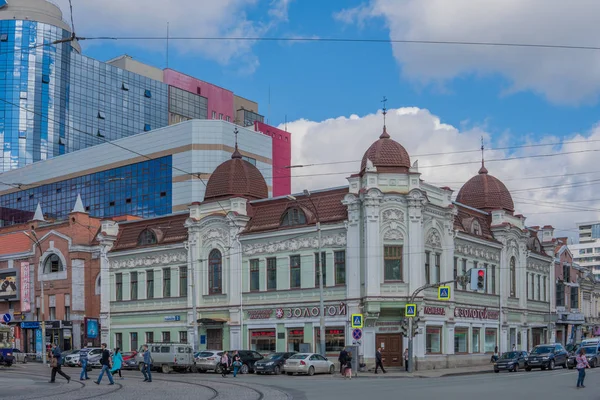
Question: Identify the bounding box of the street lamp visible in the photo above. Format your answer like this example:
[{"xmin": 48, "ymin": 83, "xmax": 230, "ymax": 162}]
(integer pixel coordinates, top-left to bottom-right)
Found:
[
  {"xmin": 287, "ymin": 191, "xmax": 326, "ymax": 356},
  {"xmin": 23, "ymin": 231, "xmax": 46, "ymax": 365}
]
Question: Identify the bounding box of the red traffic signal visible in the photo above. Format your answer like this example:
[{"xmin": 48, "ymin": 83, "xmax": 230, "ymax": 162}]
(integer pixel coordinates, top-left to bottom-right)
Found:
[{"xmin": 478, "ymin": 270, "xmax": 485, "ymax": 278}]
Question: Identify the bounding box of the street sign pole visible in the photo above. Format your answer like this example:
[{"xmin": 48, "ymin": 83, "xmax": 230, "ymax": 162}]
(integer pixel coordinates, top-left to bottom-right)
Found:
[{"xmin": 407, "ymin": 317, "xmax": 414, "ymax": 373}]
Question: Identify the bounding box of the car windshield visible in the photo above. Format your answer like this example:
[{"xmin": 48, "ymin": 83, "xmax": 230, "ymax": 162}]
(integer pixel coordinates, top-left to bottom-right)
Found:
[
  {"xmin": 500, "ymin": 351, "xmax": 519, "ymax": 359},
  {"xmin": 197, "ymin": 352, "xmax": 215, "ymax": 357},
  {"xmin": 582, "ymin": 347, "xmax": 597, "ymax": 354},
  {"xmin": 266, "ymin": 353, "xmax": 284, "ymax": 360},
  {"xmin": 289, "ymin": 354, "xmax": 309, "ymax": 359},
  {"xmin": 532, "ymin": 346, "xmax": 554, "ymax": 354}
]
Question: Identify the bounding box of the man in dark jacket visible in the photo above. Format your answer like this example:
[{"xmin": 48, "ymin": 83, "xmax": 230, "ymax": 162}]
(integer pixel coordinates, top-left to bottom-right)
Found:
[
  {"xmin": 94, "ymin": 343, "xmax": 114, "ymax": 385},
  {"xmin": 338, "ymin": 348, "xmax": 348, "ymax": 374},
  {"xmin": 49, "ymin": 344, "xmax": 71, "ymax": 383},
  {"xmin": 375, "ymin": 347, "xmax": 386, "ymax": 374}
]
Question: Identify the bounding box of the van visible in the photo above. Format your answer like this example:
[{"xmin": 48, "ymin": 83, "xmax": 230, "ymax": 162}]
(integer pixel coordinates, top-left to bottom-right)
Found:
[
  {"xmin": 581, "ymin": 338, "xmax": 600, "ymax": 347},
  {"xmin": 135, "ymin": 343, "xmax": 195, "ymax": 373}
]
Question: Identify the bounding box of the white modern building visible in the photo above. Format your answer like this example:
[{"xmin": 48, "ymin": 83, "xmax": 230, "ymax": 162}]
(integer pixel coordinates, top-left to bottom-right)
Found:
[{"xmin": 569, "ymin": 221, "xmax": 600, "ymax": 281}]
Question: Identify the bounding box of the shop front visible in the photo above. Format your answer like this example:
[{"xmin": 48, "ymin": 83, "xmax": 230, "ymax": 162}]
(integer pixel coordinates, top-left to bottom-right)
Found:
[{"xmin": 44, "ymin": 320, "xmax": 73, "ymax": 351}]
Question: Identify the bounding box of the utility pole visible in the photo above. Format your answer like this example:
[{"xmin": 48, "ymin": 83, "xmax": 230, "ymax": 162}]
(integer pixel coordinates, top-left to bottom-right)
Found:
[{"xmin": 23, "ymin": 232, "xmax": 46, "ymax": 365}]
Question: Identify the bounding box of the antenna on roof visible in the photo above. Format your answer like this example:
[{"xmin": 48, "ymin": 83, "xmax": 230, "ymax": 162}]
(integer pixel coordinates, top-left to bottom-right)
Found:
[
  {"xmin": 166, "ymin": 22, "xmax": 170, "ymax": 69},
  {"xmin": 479, "ymin": 136, "xmax": 488, "ymax": 174},
  {"xmin": 380, "ymin": 96, "xmax": 390, "ymax": 139},
  {"xmin": 232, "ymin": 127, "xmax": 242, "ymax": 159}
]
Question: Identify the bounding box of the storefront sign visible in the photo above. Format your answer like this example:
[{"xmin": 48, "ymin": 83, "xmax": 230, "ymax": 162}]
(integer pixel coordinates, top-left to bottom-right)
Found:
[
  {"xmin": 164, "ymin": 315, "xmax": 181, "ymax": 322},
  {"xmin": 45, "ymin": 320, "xmax": 61, "ymax": 329},
  {"xmin": 276, "ymin": 302, "xmax": 347, "ymax": 319},
  {"xmin": 288, "ymin": 329, "xmax": 304, "ymax": 336},
  {"xmin": 0, "ymin": 268, "xmax": 19, "ymax": 301},
  {"xmin": 247, "ymin": 309, "xmax": 273, "ymax": 320},
  {"xmin": 64, "ymin": 329, "xmax": 72, "ymax": 339},
  {"xmin": 251, "ymin": 331, "xmax": 275, "ymax": 337},
  {"xmin": 374, "ymin": 321, "xmax": 402, "ymax": 332},
  {"xmin": 20, "ymin": 262, "xmax": 30, "ymax": 312},
  {"xmin": 454, "ymin": 307, "xmax": 499, "ymax": 320},
  {"xmin": 424, "ymin": 306, "xmax": 446, "ymax": 316},
  {"xmin": 21, "ymin": 321, "xmax": 40, "ymax": 329}
]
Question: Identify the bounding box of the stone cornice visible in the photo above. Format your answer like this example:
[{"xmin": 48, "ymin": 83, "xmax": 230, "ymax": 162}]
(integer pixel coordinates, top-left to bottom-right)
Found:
[
  {"xmin": 243, "ymin": 233, "xmax": 347, "ymax": 256},
  {"xmin": 111, "ymin": 251, "xmax": 187, "ymax": 270}
]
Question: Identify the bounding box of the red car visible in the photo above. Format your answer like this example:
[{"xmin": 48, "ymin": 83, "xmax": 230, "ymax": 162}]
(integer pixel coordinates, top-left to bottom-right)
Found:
[{"xmin": 122, "ymin": 351, "xmax": 138, "ymax": 370}]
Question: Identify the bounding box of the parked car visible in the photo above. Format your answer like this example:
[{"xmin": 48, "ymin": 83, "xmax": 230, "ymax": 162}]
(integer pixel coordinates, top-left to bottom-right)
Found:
[
  {"xmin": 64, "ymin": 349, "xmax": 88, "ymax": 367},
  {"xmin": 254, "ymin": 352, "xmax": 296, "ymax": 375},
  {"xmin": 134, "ymin": 343, "xmax": 195, "ymax": 374},
  {"xmin": 122, "ymin": 351, "xmax": 138, "ymax": 370},
  {"xmin": 568, "ymin": 346, "xmax": 600, "ymax": 369},
  {"xmin": 58, "ymin": 349, "xmax": 78, "ymax": 366},
  {"xmin": 284, "ymin": 353, "xmax": 335, "ymax": 376},
  {"xmin": 493, "ymin": 351, "xmax": 528, "ymax": 372},
  {"xmin": 10, "ymin": 349, "xmax": 27, "ymax": 363},
  {"xmin": 195, "ymin": 350, "xmax": 224, "ymax": 373},
  {"xmin": 526, "ymin": 344, "xmax": 568, "ymax": 371},
  {"xmin": 226, "ymin": 350, "xmax": 264, "ymax": 374},
  {"xmin": 87, "ymin": 348, "xmax": 109, "ymax": 369}
]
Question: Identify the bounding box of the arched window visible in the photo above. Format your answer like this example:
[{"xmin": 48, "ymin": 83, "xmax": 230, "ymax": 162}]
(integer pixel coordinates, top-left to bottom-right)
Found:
[
  {"xmin": 209, "ymin": 249, "xmax": 222, "ymax": 294},
  {"xmin": 510, "ymin": 257, "xmax": 516, "ymax": 297},
  {"xmin": 471, "ymin": 220, "xmax": 481, "ymax": 236},
  {"xmin": 281, "ymin": 208, "xmax": 307, "ymax": 227},
  {"xmin": 138, "ymin": 229, "xmax": 157, "ymax": 246},
  {"xmin": 43, "ymin": 254, "xmax": 64, "ymax": 273}
]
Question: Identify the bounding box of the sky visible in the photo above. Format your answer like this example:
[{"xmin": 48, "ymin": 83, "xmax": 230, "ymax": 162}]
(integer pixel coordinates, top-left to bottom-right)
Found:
[{"xmin": 55, "ymin": 0, "xmax": 600, "ymax": 239}]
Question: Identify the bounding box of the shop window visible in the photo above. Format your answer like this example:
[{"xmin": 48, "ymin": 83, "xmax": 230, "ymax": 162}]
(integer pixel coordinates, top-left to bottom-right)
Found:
[
  {"xmin": 472, "ymin": 328, "xmax": 480, "ymax": 353},
  {"xmin": 267, "ymin": 257, "xmax": 277, "ymax": 290},
  {"xmin": 163, "ymin": 268, "xmax": 171, "ymax": 298},
  {"xmin": 315, "ymin": 328, "xmax": 345, "ymax": 353},
  {"xmin": 115, "ymin": 333, "xmax": 122, "ymax": 350},
  {"xmin": 454, "ymin": 328, "xmax": 468, "ymax": 354},
  {"xmin": 334, "ymin": 251, "xmax": 346, "ymax": 285},
  {"xmin": 315, "ymin": 252, "xmax": 326, "ymax": 287},
  {"xmin": 290, "ymin": 255, "xmax": 301, "ymax": 289},
  {"xmin": 209, "ymin": 249, "xmax": 222, "ymax": 294},
  {"xmin": 426, "ymin": 327, "xmax": 442, "ymax": 354},
  {"xmin": 484, "ymin": 329, "xmax": 497, "ymax": 353},
  {"xmin": 281, "ymin": 208, "xmax": 306, "ymax": 227},
  {"xmin": 179, "ymin": 266, "xmax": 188, "ymax": 297},
  {"xmin": 250, "ymin": 259, "xmax": 259, "ymax": 292},
  {"xmin": 287, "ymin": 329, "xmax": 304, "ymax": 352},
  {"xmin": 43, "ymin": 254, "xmax": 64, "ymax": 273},
  {"xmin": 146, "ymin": 270, "xmax": 154, "ymax": 299},
  {"xmin": 250, "ymin": 330, "xmax": 276, "ymax": 352},
  {"xmin": 383, "ymin": 245, "xmax": 402, "ymax": 281},
  {"xmin": 130, "ymin": 272, "xmax": 138, "ymax": 300}
]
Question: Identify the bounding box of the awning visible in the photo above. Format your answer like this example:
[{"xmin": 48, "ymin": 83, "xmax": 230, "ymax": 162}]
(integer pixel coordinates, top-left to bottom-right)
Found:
[{"xmin": 198, "ymin": 317, "xmax": 229, "ymax": 324}]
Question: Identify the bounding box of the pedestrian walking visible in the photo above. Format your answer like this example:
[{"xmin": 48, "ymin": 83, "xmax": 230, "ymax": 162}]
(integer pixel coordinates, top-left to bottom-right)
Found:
[
  {"xmin": 141, "ymin": 344, "xmax": 152, "ymax": 383},
  {"xmin": 374, "ymin": 347, "xmax": 386, "ymax": 374},
  {"xmin": 79, "ymin": 348, "xmax": 90, "ymax": 380},
  {"xmin": 49, "ymin": 344, "xmax": 71, "ymax": 383},
  {"xmin": 490, "ymin": 346, "xmax": 499, "ymax": 363},
  {"xmin": 576, "ymin": 348, "xmax": 590, "ymax": 388},
  {"xmin": 94, "ymin": 343, "xmax": 114, "ymax": 385},
  {"xmin": 220, "ymin": 351, "xmax": 230, "ymax": 377},
  {"xmin": 404, "ymin": 348, "xmax": 409, "ymax": 372},
  {"xmin": 231, "ymin": 351, "xmax": 242, "ymax": 377},
  {"xmin": 338, "ymin": 347, "xmax": 348, "ymax": 375},
  {"xmin": 110, "ymin": 348, "xmax": 124, "ymax": 380}
]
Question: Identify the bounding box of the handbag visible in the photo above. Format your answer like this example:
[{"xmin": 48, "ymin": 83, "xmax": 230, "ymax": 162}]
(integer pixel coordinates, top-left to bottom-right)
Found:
[{"xmin": 50, "ymin": 358, "xmax": 58, "ymax": 368}]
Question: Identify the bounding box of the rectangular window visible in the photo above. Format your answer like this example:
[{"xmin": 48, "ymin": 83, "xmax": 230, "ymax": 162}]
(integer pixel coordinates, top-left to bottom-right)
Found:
[
  {"xmin": 250, "ymin": 330, "xmax": 276, "ymax": 352},
  {"xmin": 472, "ymin": 328, "xmax": 480, "ymax": 353},
  {"xmin": 226, "ymin": 116, "xmax": 231, "ymax": 122},
  {"xmin": 147, "ymin": 270, "xmax": 154, "ymax": 299},
  {"xmin": 453, "ymin": 257, "xmax": 458, "ymax": 289},
  {"xmin": 334, "ymin": 251, "xmax": 346, "ymax": 285},
  {"xmin": 315, "ymin": 252, "xmax": 326, "ymax": 287},
  {"xmin": 179, "ymin": 266, "xmax": 188, "ymax": 297},
  {"xmin": 250, "ymin": 259, "xmax": 260, "ymax": 292},
  {"xmin": 384, "ymin": 245, "xmax": 403, "ymax": 281},
  {"xmin": 425, "ymin": 251, "xmax": 430, "ymax": 284},
  {"xmin": 122, "ymin": 82, "xmax": 130, "ymax": 91},
  {"xmin": 537, "ymin": 275, "xmax": 541, "ymax": 301},
  {"xmin": 219, "ymin": 113, "xmax": 223, "ymax": 120},
  {"xmin": 267, "ymin": 257, "xmax": 277, "ymax": 290},
  {"xmin": 144, "ymin": 89, "xmax": 152, "ymax": 98},
  {"xmin": 42, "ymin": 74, "xmax": 50, "ymax": 84},
  {"xmin": 530, "ymin": 274, "xmax": 535, "ymax": 299},
  {"xmin": 49, "ymin": 307, "xmax": 56, "ymax": 320},
  {"xmin": 461, "ymin": 259, "xmax": 467, "ymax": 290},
  {"xmin": 315, "ymin": 328, "xmax": 345, "ymax": 353},
  {"xmin": 491, "ymin": 265, "xmax": 496, "ymax": 295},
  {"xmin": 426, "ymin": 327, "xmax": 442, "ymax": 354},
  {"xmin": 290, "ymin": 255, "xmax": 301, "ymax": 289},
  {"xmin": 130, "ymin": 272, "xmax": 138, "ymax": 300},
  {"xmin": 0, "ymin": 34, "xmax": 7, "ymax": 42},
  {"xmin": 115, "ymin": 333, "xmax": 122, "ymax": 350},
  {"xmin": 144, "ymin": 124, "xmax": 151, "ymax": 132},
  {"xmin": 212, "ymin": 111, "xmax": 217, "ymax": 119},
  {"xmin": 484, "ymin": 329, "xmax": 497, "ymax": 353},
  {"xmin": 163, "ymin": 268, "xmax": 171, "ymax": 298},
  {"xmin": 287, "ymin": 329, "xmax": 304, "ymax": 352},
  {"xmin": 146, "ymin": 332, "xmax": 154, "ymax": 344},
  {"xmin": 115, "ymin": 273, "xmax": 123, "ymax": 301},
  {"xmin": 434, "ymin": 253, "xmax": 441, "ymax": 284},
  {"xmin": 454, "ymin": 328, "xmax": 469, "ymax": 354},
  {"xmin": 563, "ymin": 264, "xmax": 570, "ymax": 283},
  {"xmin": 556, "ymin": 283, "xmax": 565, "ymax": 307},
  {"xmin": 571, "ymin": 287, "xmax": 579, "ymax": 309},
  {"xmin": 162, "ymin": 332, "xmax": 170, "ymax": 342},
  {"xmin": 65, "ymin": 306, "xmax": 70, "ymax": 320},
  {"xmin": 543, "ymin": 276, "xmax": 547, "ymax": 301},
  {"xmin": 130, "ymin": 332, "xmax": 138, "ymax": 351},
  {"xmin": 179, "ymin": 331, "xmax": 188, "ymax": 344}
]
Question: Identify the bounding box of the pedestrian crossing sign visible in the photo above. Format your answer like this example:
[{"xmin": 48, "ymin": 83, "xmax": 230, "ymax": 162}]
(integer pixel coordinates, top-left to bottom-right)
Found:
[
  {"xmin": 438, "ymin": 286, "xmax": 451, "ymax": 300},
  {"xmin": 351, "ymin": 314, "xmax": 363, "ymax": 329},
  {"xmin": 406, "ymin": 304, "xmax": 417, "ymax": 317}
]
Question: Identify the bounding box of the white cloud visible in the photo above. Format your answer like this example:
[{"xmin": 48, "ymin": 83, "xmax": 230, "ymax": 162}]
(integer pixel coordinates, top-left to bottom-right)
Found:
[
  {"xmin": 54, "ymin": 0, "xmax": 291, "ymax": 68},
  {"xmin": 335, "ymin": 0, "xmax": 600, "ymax": 104},
  {"xmin": 282, "ymin": 107, "xmax": 600, "ymax": 237}
]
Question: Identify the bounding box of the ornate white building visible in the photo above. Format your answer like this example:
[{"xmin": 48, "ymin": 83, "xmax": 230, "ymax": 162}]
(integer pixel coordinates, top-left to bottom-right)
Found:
[{"xmin": 99, "ymin": 125, "xmax": 556, "ymax": 370}]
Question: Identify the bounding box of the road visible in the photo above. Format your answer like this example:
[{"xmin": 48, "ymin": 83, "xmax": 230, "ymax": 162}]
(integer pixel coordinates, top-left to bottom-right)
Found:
[{"xmin": 1, "ymin": 363, "xmax": 598, "ymax": 399}]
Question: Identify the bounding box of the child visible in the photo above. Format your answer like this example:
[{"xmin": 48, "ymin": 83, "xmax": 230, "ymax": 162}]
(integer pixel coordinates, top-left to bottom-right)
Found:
[{"xmin": 344, "ymin": 354, "xmax": 353, "ymax": 379}]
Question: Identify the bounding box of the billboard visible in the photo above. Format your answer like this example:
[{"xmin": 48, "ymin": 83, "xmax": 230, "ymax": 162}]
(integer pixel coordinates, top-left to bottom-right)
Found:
[
  {"xmin": 20, "ymin": 263, "xmax": 30, "ymax": 312},
  {"xmin": 85, "ymin": 318, "xmax": 99, "ymax": 339},
  {"xmin": 0, "ymin": 269, "xmax": 19, "ymax": 301}
]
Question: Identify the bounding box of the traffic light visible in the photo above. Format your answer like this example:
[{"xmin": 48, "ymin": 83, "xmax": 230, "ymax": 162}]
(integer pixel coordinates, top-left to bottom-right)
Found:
[
  {"xmin": 412, "ymin": 317, "xmax": 421, "ymax": 336},
  {"xmin": 400, "ymin": 319, "xmax": 408, "ymax": 336},
  {"xmin": 470, "ymin": 268, "xmax": 486, "ymax": 291}
]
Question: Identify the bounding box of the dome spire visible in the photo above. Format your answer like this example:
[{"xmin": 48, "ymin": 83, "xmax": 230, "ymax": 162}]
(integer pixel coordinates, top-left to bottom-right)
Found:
[
  {"xmin": 232, "ymin": 127, "xmax": 242, "ymax": 159},
  {"xmin": 380, "ymin": 96, "xmax": 390, "ymax": 139},
  {"xmin": 479, "ymin": 136, "xmax": 488, "ymax": 174}
]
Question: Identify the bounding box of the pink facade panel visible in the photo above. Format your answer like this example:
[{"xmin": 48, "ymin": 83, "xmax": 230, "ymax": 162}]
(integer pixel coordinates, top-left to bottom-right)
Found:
[
  {"xmin": 255, "ymin": 121, "xmax": 291, "ymax": 197},
  {"xmin": 164, "ymin": 69, "xmax": 234, "ymax": 121}
]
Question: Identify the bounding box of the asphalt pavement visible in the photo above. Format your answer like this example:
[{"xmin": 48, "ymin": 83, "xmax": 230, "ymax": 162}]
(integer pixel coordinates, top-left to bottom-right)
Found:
[{"xmin": 1, "ymin": 362, "xmax": 599, "ymax": 399}]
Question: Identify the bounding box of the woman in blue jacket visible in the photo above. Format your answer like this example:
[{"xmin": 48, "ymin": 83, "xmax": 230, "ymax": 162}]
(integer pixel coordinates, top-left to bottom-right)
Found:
[{"xmin": 110, "ymin": 348, "xmax": 124, "ymax": 380}]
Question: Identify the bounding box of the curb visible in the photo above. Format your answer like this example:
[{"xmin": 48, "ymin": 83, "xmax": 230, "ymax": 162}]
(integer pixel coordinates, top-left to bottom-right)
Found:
[{"xmin": 338, "ymin": 369, "xmax": 493, "ymax": 379}]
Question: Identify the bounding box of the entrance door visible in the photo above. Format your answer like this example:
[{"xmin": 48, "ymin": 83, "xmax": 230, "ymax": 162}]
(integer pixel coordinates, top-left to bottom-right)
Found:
[
  {"xmin": 376, "ymin": 334, "xmax": 403, "ymax": 367},
  {"xmin": 206, "ymin": 329, "xmax": 223, "ymax": 349}
]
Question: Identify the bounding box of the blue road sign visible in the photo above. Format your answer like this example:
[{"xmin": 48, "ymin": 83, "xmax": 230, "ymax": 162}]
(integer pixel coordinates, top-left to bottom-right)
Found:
[
  {"xmin": 2, "ymin": 313, "xmax": 11, "ymax": 323},
  {"xmin": 351, "ymin": 314, "xmax": 363, "ymax": 328},
  {"xmin": 438, "ymin": 286, "xmax": 450, "ymax": 300},
  {"xmin": 352, "ymin": 329, "xmax": 362, "ymax": 340},
  {"xmin": 406, "ymin": 304, "xmax": 417, "ymax": 317}
]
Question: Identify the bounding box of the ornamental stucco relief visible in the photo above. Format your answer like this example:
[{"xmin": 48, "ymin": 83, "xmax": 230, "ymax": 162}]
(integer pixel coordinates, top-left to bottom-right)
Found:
[
  {"xmin": 426, "ymin": 230, "xmax": 442, "ymax": 248},
  {"xmin": 527, "ymin": 261, "xmax": 550, "ymax": 274},
  {"xmin": 382, "ymin": 209, "xmax": 405, "ymax": 223},
  {"xmin": 384, "ymin": 229, "xmax": 404, "ymax": 240},
  {"xmin": 201, "ymin": 228, "xmax": 230, "ymax": 244},
  {"xmin": 243, "ymin": 233, "xmax": 347, "ymax": 256},
  {"xmin": 455, "ymin": 244, "xmax": 500, "ymax": 262},
  {"xmin": 112, "ymin": 252, "xmax": 187, "ymax": 269}
]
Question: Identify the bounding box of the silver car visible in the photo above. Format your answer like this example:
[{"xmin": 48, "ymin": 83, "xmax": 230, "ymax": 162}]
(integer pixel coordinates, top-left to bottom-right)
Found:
[
  {"xmin": 195, "ymin": 350, "xmax": 224, "ymax": 373},
  {"xmin": 284, "ymin": 353, "xmax": 335, "ymax": 376}
]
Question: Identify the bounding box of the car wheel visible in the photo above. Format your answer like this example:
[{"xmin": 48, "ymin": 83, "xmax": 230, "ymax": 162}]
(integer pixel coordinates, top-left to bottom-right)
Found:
[
  {"xmin": 241, "ymin": 364, "xmax": 249, "ymax": 374},
  {"xmin": 592, "ymin": 360, "xmax": 597, "ymax": 368},
  {"xmin": 308, "ymin": 366, "xmax": 315, "ymax": 376},
  {"xmin": 215, "ymin": 365, "xmax": 222, "ymax": 374},
  {"xmin": 329, "ymin": 365, "xmax": 335, "ymax": 374},
  {"xmin": 525, "ymin": 367, "xmax": 532, "ymax": 372},
  {"xmin": 161, "ymin": 364, "xmax": 171, "ymax": 374},
  {"xmin": 274, "ymin": 366, "xmax": 281, "ymax": 375},
  {"xmin": 548, "ymin": 360, "xmax": 555, "ymax": 370},
  {"xmin": 513, "ymin": 364, "xmax": 518, "ymax": 372},
  {"xmin": 494, "ymin": 369, "xmax": 499, "ymax": 373}
]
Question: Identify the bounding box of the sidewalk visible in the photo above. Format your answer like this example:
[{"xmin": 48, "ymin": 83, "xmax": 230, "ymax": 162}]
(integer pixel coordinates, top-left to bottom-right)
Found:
[{"xmin": 339, "ymin": 365, "xmax": 493, "ymax": 379}]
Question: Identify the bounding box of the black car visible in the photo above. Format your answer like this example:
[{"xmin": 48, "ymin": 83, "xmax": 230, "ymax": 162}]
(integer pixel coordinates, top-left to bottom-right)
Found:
[
  {"xmin": 568, "ymin": 346, "xmax": 600, "ymax": 369},
  {"xmin": 494, "ymin": 351, "xmax": 529, "ymax": 373},
  {"xmin": 254, "ymin": 352, "xmax": 296, "ymax": 375},
  {"xmin": 526, "ymin": 344, "xmax": 568, "ymax": 371},
  {"xmin": 227, "ymin": 350, "xmax": 264, "ymax": 374}
]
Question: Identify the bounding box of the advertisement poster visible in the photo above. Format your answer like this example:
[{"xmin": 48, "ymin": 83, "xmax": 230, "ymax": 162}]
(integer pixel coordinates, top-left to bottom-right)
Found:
[
  {"xmin": 0, "ymin": 269, "xmax": 19, "ymax": 301},
  {"xmin": 35, "ymin": 329, "xmax": 43, "ymax": 357},
  {"xmin": 20, "ymin": 262, "xmax": 30, "ymax": 312},
  {"xmin": 86, "ymin": 318, "xmax": 99, "ymax": 339}
]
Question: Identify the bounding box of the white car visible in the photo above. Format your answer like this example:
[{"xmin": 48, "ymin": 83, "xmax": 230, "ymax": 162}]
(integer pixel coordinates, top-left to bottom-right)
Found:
[{"xmin": 284, "ymin": 353, "xmax": 335, "ymax": 376}]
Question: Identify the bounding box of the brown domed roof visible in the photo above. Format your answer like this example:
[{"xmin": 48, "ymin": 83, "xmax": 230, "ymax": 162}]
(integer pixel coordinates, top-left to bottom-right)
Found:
[
  {"xmin": 455, "ymin": 163, "xmax": 514, "ymax": 213},
  {"xmin": 360, "ymin": 127, "xmax": 411, "ymax": 174},
  {"xmin": 204, "ymin": 146, "xmax": 269, "ymax": 202}
]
